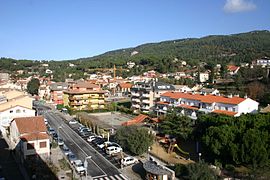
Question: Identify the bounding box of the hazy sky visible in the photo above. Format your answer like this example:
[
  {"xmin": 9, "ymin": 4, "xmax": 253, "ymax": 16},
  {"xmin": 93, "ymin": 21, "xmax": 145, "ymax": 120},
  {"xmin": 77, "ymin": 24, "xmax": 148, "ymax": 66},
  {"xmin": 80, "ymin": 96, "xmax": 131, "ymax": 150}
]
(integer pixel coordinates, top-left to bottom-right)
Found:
[{"xmin": 0, "ymin": 0, "xmax": 269, "ymax": 60}]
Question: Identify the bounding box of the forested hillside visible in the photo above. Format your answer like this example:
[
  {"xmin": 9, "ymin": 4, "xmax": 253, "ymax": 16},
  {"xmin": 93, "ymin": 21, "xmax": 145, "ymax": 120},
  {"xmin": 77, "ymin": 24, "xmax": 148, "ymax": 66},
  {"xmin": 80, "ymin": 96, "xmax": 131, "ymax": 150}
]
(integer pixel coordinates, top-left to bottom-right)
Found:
[
  {"xmin": 75, "ymin": 30, "xmax": 270, "ymax": 70},
  {"xmin": 1, "ymin": 30, "xmax": 270, "ymax": 80}
]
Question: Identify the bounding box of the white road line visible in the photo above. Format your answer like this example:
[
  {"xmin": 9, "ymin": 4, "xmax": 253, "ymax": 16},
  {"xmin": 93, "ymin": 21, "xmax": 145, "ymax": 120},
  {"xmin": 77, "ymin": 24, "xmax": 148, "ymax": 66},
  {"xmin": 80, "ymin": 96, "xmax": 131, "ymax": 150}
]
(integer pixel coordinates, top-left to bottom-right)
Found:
[
  {"xmin": 119, "ymin": 174, "xmax": 129, "ymax": 180},
  {"xmin": 104, "ymin": 177, "xmax": 110, "ymax": 180},
  {"xmin": 109, "ymin": 176, "xmax": 117, "ymax": 180},
  {"xmin": 114, "ymin": 174, "xmax": 122, "ymax": 180}
]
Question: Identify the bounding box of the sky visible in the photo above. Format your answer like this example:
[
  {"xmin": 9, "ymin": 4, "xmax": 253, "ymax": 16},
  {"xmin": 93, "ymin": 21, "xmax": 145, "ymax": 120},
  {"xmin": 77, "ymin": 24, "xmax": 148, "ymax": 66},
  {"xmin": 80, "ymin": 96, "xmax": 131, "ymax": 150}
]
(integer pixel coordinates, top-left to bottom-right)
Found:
[{"xmin": 0, "ymin": 0, "xmax": 269, "ymax": 60}]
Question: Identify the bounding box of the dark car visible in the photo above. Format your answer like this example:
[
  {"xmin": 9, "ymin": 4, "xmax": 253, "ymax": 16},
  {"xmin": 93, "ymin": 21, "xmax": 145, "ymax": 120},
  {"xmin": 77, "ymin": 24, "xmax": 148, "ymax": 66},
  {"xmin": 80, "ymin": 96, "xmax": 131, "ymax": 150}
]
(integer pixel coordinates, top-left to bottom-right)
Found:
[{"xmin": 53, "ymin": 133, "xmax": 58, "ymax": 141}]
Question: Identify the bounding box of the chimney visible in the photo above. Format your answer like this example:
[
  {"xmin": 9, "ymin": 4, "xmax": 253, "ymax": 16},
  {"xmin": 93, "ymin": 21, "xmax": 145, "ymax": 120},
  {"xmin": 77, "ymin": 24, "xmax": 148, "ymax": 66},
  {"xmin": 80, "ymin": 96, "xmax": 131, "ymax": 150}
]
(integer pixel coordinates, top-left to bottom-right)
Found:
[
  {"xmin": 227, "ymin": 94, "xmax": 232, "ymax": 98},
  {"xmin": 244, "ymin": 94, "xmax": 248, "ymax": 98},
  {"xmin": 234, "ymin": 94, "xmax": 239, "ymax": 97}
]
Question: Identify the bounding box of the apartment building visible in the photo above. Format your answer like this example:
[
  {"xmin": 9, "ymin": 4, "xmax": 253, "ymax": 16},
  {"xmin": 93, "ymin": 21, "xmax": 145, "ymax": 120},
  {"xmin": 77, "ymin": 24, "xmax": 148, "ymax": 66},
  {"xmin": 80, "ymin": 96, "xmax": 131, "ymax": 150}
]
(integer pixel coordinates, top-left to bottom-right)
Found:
[
  {"xmin": 156, "ymin": 92, "xmax": 258, "ymax": 119},
  {"xmin": 131, "ymin": 80, "xmax": 175, "ymax": 114},
  {"xmin": 63, "ymin": 82, "xmax": 105, "ymax": 111},
  {"xmin": 49, "ymin": 82, "xmax": 68, "ymax": 104}
]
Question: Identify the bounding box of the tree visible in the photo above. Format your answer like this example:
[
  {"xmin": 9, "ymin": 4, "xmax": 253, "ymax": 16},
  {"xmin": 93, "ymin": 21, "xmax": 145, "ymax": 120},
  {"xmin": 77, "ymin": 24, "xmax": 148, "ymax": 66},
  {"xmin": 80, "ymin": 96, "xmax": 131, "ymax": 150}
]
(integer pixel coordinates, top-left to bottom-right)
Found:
[
  {"xmin": 114, "ymin": 126, "xmax": 154, "ymax": 155},
  {"xmin": 160, "ymin": 111, "xmax": 193, "ymax": 140},
  {"xmin": 174, "ymin": 162, "xmax": 218, "ymax": 180},
  {"xmin": 27, "ymin": 78, "xmax": 40, "ymax": 96}
]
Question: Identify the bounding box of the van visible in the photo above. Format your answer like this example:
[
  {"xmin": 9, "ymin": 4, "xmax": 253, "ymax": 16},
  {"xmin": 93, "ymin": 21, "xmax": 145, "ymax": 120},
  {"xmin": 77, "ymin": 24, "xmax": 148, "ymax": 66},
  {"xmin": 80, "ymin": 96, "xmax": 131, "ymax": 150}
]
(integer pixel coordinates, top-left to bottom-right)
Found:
[{"xmin": 106, "ymin": 146, "xmax": 122, "ymax": 155}]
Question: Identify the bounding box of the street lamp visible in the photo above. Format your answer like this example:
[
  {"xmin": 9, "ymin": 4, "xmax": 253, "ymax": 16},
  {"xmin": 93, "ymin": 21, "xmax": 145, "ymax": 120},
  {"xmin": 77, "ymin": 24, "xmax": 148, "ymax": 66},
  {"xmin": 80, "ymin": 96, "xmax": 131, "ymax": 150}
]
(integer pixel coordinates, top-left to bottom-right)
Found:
[
  {"xmin": 198, "ymin": 153, "xmax": 202, "ymax": 162},
  {"xmin": 84, "ymin": 156, "xmax": 92, "ymax": 179}
]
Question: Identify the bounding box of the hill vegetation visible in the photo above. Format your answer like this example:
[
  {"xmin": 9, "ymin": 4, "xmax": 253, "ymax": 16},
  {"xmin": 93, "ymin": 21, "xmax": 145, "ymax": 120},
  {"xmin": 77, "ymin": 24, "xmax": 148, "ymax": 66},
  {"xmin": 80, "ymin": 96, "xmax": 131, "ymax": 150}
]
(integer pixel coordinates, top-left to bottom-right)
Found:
[{"xmin": 1, "ymin": 30, "xmax": 270, "ymax": 80}]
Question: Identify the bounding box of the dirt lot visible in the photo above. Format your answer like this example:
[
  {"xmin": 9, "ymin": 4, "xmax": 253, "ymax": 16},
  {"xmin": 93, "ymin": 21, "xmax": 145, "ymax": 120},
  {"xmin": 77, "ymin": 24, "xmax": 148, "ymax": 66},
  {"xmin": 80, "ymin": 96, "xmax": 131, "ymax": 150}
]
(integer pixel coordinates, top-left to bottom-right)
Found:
[{"xmin": 150, "ymin": 142, "xmax": 194, "ymax": 165}]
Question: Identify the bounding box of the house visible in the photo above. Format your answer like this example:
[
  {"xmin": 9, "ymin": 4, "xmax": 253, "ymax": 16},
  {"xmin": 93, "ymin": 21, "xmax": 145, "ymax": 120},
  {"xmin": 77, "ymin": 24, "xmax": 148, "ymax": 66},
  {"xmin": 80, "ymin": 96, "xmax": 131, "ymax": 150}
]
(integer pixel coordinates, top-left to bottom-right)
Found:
[
  {"xmin": 199, "ymin": 72, "xmax": 209, "ymax": 83},
  {"xmin": 0, "ymin": 92, "xmax": 35, "ymax": 136},
  {"xmin": 256, "ymin": 57, "xmax": 270, "ymax": 67},
  {"xmin": 116, "ymin": 83, "xmax": 133, "ymax": 96},
  {"xmin": 45, "ymin": 69, "xmax": 53, "ymax": 74},
  {"xmin": 127, "ymin": 61, "xmax": 136, "ymax": 68},
  {"xmin": 199, "ymin": 88, "xmax": 220, "ymax": 95},
  {"xmin": 227, "ymin": 65, "xmax": 240, "ymax": 75},
  {"xmin": 10, "ymin": 116, "xmax": 50, "ymax": 160},
  {"xmin": 50, "ymin": 82, "xmax": 68, "ymax": 105},
  {"xmin": 131, "ymin": 80, "xmax": 175, "ymax": 114},
  {"xmin": 173, "ymin": 85, "xmax": 192, "ymax": 93},
  {"xmin": 156, "ymin": 92, "xmax": 258, "ymax": 118}
]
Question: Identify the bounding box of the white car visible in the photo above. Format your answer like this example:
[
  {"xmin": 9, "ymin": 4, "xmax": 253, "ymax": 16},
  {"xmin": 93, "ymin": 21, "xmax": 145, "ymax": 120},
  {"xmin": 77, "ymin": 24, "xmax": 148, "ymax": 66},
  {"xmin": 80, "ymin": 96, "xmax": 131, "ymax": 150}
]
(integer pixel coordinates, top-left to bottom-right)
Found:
[
  {"xmin": 68, "ymin": 119, "xmax": 78, "ymax": 125},
  {"xmin": 87, "ymin": 135, "xmax": 102, "ymax": 142},
  {"xmin": 105, "ymin": 146, "xmax": 122, "ymax": 155},
  {"xmin": 44, "ymin": 118, "xmax": 48, "ymax": 125},
  {"xmin": 73, "ymin": 160, "xmax": 86, "ymax": 175},
  {"xmin": 121, "ymin": 156, "xmax": 138, "ymax": 166},
  {"xmin": 97, "ymin": 141, "xmax": 111, "ymax": 149}
]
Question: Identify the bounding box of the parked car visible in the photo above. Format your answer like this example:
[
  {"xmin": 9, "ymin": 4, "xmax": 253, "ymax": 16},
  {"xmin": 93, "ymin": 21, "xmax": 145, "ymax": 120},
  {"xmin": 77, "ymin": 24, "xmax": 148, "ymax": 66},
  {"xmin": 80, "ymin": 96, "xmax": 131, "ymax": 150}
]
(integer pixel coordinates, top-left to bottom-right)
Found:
[
  {"xmin": 62, "ymin": 144, "xmax": 71, "ymax": 156},
  {"xmin": 79, "ymin": 128, "xmax": 91, "ymax": 134},
  {"xmin": 48, "ymin": 127, "xmax": 55, "ymax": 135},
  {"xmin": 105, "ymin": 142, "xmax": 121, "ymax": 149},
  {"xmin": 87, "ymin": 135, "xmax": 102, "ymax": 142},
  {"xmin": 67, "ymin": 152, "xmax": 77, "ymax": 164},
  {"xmin": 73, "ymin": 160, "xmax": 86, "ymax": 175},
  {"xmin": 93, "ymin": 138, "xmax": 105, "ymax": 147},
  {"xmin": 68, "ymin": 119, "xmax": 78, "ymax": 125},
  {"xmin": 58, "ymin": 137, "xmax": 64, "ymax": 146},
  {"xmin": 79, "ymin": 131, "xmax": 91, "ymax": 138},
  {"xmin": 106, "ymin": 146, "xmax": 123, "ymax": 155},
  {"xmin": 77, "ymin": 126, "xmax": 86, "ymax": 132},
  {"xmin": 97, "ymin": 141, "xmax": 111, "ymax": 149},
  {"xmin": 53, "ymin": 133, "xmax": 58, "ymax": 141},
  {"xmin": 121, "ymin": 156, "xmax": 138, "ymax": 166}
]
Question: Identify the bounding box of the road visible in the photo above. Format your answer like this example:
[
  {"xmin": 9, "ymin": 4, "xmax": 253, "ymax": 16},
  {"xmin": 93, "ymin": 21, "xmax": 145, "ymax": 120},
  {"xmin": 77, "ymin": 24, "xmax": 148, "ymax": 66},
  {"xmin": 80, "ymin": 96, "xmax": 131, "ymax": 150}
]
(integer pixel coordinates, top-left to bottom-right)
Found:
[{"xmin": 44, "ymin": 110, "xmax": 128, "ymax": 180}]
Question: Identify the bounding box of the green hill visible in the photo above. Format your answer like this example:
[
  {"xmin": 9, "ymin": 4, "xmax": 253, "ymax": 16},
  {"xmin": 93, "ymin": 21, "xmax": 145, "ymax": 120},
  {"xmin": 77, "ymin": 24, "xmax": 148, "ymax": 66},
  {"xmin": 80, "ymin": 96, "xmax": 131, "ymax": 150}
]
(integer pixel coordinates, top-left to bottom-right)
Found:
[{"xmin": 74, "ymin": 30, "xmax": 270, "ymax": 71}]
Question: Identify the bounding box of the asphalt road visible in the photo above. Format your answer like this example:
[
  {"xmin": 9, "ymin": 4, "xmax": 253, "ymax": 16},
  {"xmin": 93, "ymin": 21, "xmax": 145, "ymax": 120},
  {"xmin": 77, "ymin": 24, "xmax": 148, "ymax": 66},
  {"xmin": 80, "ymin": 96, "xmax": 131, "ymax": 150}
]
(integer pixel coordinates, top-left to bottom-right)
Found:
[{"xmin": 44, "ymin": 110, "xmax": 128, "ymax": 180}]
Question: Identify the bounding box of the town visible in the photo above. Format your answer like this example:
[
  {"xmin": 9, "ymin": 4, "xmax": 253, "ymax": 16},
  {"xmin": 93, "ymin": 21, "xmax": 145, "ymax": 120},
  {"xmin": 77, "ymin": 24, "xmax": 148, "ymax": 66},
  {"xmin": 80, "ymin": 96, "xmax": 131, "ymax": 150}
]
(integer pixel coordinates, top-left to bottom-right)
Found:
[{"xmin": 0, "ymin": 53, "xmax": 270, "ymax": 179}]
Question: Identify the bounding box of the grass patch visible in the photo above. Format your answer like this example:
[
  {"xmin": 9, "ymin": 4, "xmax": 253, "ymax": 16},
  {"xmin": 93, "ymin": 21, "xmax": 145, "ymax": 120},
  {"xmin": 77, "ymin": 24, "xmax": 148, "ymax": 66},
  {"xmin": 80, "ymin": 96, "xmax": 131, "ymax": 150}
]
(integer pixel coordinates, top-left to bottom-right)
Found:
[{"xmin": 58, "ymin": 158, "xmax": 71, "ymax": 171}]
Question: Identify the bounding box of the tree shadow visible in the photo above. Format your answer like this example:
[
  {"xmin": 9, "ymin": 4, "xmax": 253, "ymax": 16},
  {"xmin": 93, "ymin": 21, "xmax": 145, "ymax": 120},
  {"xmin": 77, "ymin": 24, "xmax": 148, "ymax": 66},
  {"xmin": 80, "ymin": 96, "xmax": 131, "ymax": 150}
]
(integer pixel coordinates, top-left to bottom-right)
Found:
[{"xmin": 131, "ymin": 162, "xmax": 146, "ymax": 179}]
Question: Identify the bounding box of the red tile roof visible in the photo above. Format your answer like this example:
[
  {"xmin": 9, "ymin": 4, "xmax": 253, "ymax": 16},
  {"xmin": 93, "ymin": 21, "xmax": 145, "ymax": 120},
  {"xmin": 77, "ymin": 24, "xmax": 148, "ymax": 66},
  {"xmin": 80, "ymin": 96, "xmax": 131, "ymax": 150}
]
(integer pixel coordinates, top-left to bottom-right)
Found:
[
  {"xmin": 122, "ymin": 114, "xmax": 156, "ymax": 126},
  {"xmin": 119, "ymin": 83, "xmax": 133, "ymax": 88},
  {"xmin": 212, "ymin": 109, "xmax": 238, "ymax": 116},
  {"xmin": 156, "ymin": 101, "xmax": 169, "ymax": 105},
  {"xmin": 227, "ymin": 65, "xmax": 239, "ymax": 72},
  {"xmin": 161, "ymin": 92, "xmax": 246, "ymax": 105},
  {"xmin": 13, "ymin": 116, "xmax": 47, "ymax": 134},
  {"xmin": 20, "ymin": 133, "xmax": 49, "ymax": 141},
  {"xmin": 74, "ymin": 82, "xmax": 99, "ymax": 89}
]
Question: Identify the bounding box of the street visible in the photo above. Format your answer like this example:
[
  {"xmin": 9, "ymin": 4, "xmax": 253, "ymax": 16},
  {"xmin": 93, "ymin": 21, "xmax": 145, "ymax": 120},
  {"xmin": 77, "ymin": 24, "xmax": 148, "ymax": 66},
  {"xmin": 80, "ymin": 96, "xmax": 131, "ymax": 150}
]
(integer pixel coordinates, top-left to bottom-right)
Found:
[{"xmin": 44, "ymin": 110, "xmax": 128, "ymax": 180}]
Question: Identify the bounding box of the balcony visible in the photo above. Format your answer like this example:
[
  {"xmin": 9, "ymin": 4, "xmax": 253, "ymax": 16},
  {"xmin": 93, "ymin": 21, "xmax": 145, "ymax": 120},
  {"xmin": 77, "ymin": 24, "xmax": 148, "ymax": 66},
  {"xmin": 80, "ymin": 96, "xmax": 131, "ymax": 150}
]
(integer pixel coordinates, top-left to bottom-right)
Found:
[
  {"xmin": 141, "ymin": 106, "xmax": 150, "ymax": 110},
  {"xmin": 131, "ymin": 92, "xmax": 140, "ymax": 97},
  {"xmin": 142, "ymin": 99, "xmax": 150, "ymax": 104},
  {"xmin": 98, "ymin": 100, "xmax": 105, "ymax": 104},
  {"xmin": 132, "ymin": 104, "xmax": 140, "ymax": 109},
  {"xmin": 131, "ymin": 98, "xmax": 140, "ymax": 103},
  {"xmin": 142, "ymin": 94, "xmax": 150, "ymax": 98}
]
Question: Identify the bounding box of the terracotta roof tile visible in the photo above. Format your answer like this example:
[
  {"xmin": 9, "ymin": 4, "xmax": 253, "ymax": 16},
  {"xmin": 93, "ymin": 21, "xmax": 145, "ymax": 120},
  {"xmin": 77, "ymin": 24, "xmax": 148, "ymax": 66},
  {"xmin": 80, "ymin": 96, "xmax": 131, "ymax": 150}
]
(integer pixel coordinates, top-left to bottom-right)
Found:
[
  {"xmin": 161, "ymin": 92, "xmax": 246, "ymax": 105},
  {"xmin": 227, "ymin": 65, "xmax": 239, "ymax": 72},
  {"xmin": 178, "ymin": 104, "xmax": 199, "ymax": 110},
  {"xmin": 20, "ymin": 133, "xmax": 49, "ymax": 141},
  {"xmin": 156, "ymin": 101, "xmax": 169, "ymax": 105},
  {"xmin": 14, "ymin": 116, "xmax": 47, "ymax": 134},
  {"xmin": 119, "ymin": 83, "xmax": 133, "ymax": 88},
  {"xmin": 212, "ymin": 109, "xmax": 238, "ymax": 116}
]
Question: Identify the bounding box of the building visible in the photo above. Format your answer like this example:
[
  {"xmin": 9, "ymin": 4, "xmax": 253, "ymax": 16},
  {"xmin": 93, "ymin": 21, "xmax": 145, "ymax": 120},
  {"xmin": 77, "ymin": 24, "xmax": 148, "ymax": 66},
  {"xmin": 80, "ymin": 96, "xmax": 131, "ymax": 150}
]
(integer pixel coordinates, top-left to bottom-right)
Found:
[
  {"xmin": 199, "ymin": 88, "xmax": 220, "ymax": 95},
  {"xmin": 10, "ymin": 116, "xmax": 50, "ymax": 160},
  {"xmin": 256, "ymin": 57, "xmax": 270, "ymax": 67},
  {"xmin": 227, "ymin": 65, "xmax": 240, "ymax": 75},
  {"xmin": 156, "ymin": 92, "xmax": 258, "ymax": 118},
  {"xmin": 0, "ymin": 73, "xmax": 10, "ymax": 81},
  {"xmin": 173, "ymin": 85, "xmax": 192, "ymax": 93},
  {"xmin": 50, "ymin": 82, "xmax": 68, "ymax": 105},
  {"xmin": 199, "ymin": 72, "xmax": 209, "ymax": 83},
  {"xmin": 116, "ymin": 83, "xmax": 133, "ymax": 96},
  {"xmin": 0, "ymin": 91, "xmax": 35, "ymax": 136},
  {"xmin": 131, "ymin": 80, "xmax": 175, "ymax": 114},
  {"xmin": 63, "ymin": 82, "xmax": 105, "ymax": 111}
]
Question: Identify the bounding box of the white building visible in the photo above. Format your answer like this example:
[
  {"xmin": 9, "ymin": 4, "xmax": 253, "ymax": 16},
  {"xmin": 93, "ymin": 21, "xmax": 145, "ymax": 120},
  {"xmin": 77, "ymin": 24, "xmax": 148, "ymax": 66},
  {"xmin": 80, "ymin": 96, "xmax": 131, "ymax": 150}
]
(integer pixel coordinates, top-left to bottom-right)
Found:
[
  {"xmin": 199, "ymin": 72, "xmax": 209, "ymax": 83},
  {"xmin": 10, "ymin": 116, "xmax": 50, "ymax": 160},
  {"xmin": 156, "ymin": 92, "xmax": 258, "ymax": 118},
  {"xmin": 256, "ymin": 57, "xmax": 270, "ymax": 67},
  {"xmin": 173, "ymin": 85, "xmax": 192, "ymax": 93}
]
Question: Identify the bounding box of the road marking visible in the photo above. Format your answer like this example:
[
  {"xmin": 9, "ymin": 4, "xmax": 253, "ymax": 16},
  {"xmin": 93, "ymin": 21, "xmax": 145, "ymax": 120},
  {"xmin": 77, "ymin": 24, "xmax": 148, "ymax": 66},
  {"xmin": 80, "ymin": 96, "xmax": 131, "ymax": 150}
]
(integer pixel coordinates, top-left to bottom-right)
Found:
[
  {"xmin": 114, "ymin": 174, "xmax": 122, "ymax": 180},
  {"xmin": 104, "ymin": 177, "xmax": 110, "ymax": 180},
  {"xmin": 109, "ymin": 176, "xmax": 117, "ymax": 180},
  {"xmin": 119, "ymin": 174, "xmax": 128, "ymax": 180}
]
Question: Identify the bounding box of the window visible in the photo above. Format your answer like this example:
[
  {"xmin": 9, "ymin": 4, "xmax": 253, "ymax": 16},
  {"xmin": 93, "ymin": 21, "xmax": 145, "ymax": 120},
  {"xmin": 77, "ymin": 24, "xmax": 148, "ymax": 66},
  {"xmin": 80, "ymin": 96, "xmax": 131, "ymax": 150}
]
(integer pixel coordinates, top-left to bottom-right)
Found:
[
  {"xmin": 233, "ymin": 108, "xmax": 236, "ymax": 112},
  {"xmin": 27, "ymin": 143, "xmax": 35, "ymax": 150},
  {"xmin": 10, "ymin": 110, "xmax": 13, "ymax": 113},
  {"xmin": 16, "ymin": 109, "xmax": 21, "ymax": 113},
  {"xmin": 39, "ymin": 142, "xmax": 47, "ymax": 148},
  {"xmin": 23, "ymin": 110, "xmax": 26, "ymax": 113},
  {"xmin": 225, "ymin": 107, "xmax": 228, "ymax": 111}
]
